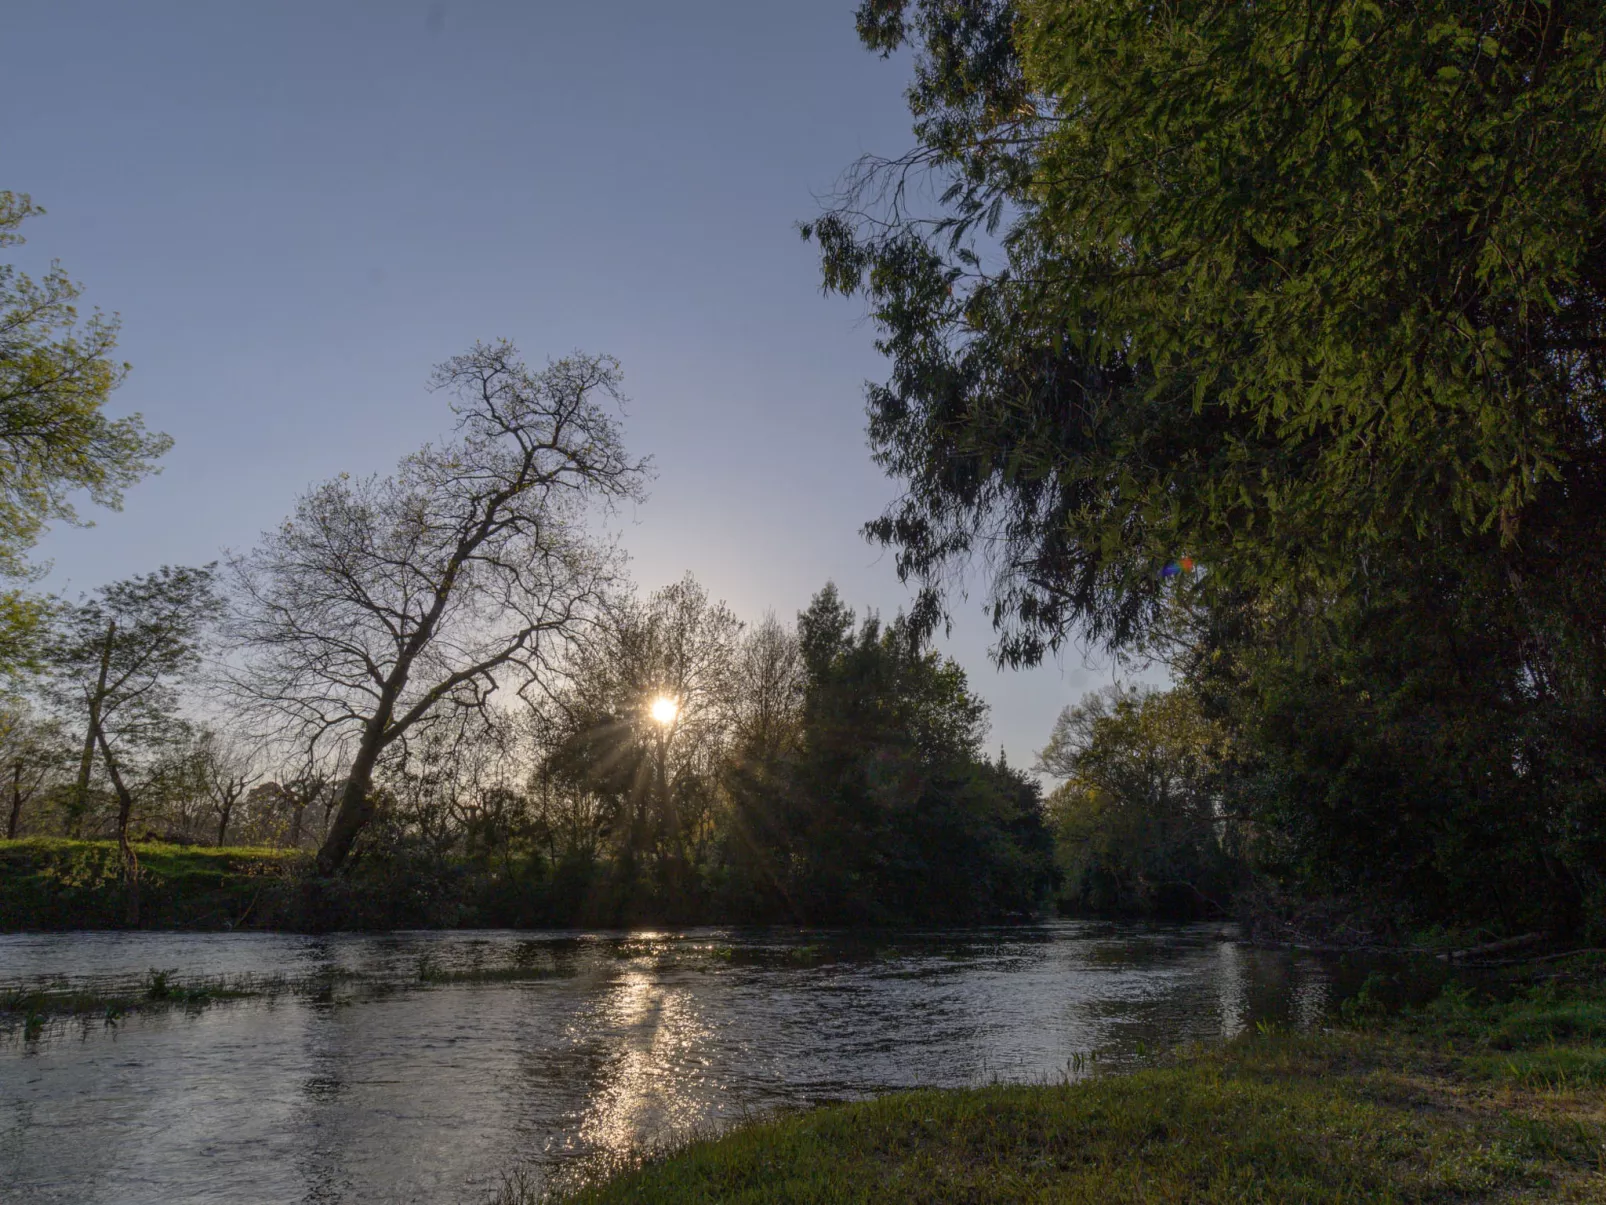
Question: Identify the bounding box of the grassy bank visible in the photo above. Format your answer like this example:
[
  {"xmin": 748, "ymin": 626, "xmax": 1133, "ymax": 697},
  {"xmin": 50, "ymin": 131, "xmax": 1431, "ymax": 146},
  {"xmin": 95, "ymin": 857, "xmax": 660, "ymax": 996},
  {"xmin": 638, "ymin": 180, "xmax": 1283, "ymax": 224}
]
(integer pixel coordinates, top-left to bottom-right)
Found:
[
  {"xmin": 526, "ymin": 966, "xmax": 1606, "ymax": 1204},
  {"xmin": 0, "ymin": 838, "xmax": 300, "ymax": 930}
]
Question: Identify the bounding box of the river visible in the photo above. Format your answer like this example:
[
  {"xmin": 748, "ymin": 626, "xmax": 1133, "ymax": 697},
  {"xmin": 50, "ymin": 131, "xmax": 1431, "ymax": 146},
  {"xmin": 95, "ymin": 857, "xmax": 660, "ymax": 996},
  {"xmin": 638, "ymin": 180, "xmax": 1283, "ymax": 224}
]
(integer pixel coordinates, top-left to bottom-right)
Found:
[{"xmin": 1, "ymin": 923, "xmax": 1333, "ymax": 1203}]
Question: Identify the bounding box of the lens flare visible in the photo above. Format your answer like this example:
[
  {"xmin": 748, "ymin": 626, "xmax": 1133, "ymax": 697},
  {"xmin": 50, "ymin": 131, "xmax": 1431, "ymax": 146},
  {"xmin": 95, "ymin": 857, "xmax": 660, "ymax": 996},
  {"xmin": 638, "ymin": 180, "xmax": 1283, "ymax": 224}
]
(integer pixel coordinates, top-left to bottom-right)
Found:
[{"xmin": 650, "ymin": 696, "xmax": 678, "ymax": 725}]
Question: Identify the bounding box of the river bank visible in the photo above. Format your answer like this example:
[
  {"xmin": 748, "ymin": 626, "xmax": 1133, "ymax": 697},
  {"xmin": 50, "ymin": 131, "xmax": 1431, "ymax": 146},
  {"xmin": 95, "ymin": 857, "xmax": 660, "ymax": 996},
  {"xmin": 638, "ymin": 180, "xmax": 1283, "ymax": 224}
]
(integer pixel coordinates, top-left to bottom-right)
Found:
[
  {"xmin": 0, "ymin": 838, "xmax": 298, "ymax": 930},
  {"xmin": 525, "ymin": 962, "xmax": 1606, "ymax": 1204},
  {"xmin": 0, "ymin": 837, "xmax": 545, "ymax": 931},
  {"xmin": 0, "ymin": 837, "xmax": 1064, "ymax": 931}
]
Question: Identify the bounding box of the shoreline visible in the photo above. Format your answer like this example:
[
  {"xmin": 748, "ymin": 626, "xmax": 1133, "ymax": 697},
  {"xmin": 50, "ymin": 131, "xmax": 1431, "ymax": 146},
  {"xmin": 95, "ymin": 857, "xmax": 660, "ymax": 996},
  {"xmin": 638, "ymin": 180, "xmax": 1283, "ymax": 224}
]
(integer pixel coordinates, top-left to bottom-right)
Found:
[{"xmin": 519, "ymin": 964, "xmax": 1606, "ymax": 1203}]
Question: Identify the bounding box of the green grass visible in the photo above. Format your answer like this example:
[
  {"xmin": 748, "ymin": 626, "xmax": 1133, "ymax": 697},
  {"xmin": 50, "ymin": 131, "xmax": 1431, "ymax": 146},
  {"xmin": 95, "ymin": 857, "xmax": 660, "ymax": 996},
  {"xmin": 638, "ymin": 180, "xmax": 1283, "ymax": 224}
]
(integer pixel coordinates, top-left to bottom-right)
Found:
[
  {"xmin": 0, "ymin": 837, "xmax": 301, "ymax": 930},
  {"xmin": 517, "ymin": 970, "xmax": 1606, "ymax": 1204}
]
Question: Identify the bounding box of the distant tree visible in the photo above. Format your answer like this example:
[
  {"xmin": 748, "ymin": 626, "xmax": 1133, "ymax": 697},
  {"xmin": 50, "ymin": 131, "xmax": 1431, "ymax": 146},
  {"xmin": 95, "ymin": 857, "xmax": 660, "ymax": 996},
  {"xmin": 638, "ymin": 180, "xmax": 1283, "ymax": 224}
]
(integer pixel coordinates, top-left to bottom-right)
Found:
[
  {"xmin": 45, "ymin": 564, "xmax": 221, "ymax": 919},
  {"xmin": 730, "ymin": 612, "xmax": 804, "ymax": 762},
  {"xmin": 756, "ymin": 583, "xmax": 1054, "ymax": 923},
  {"xmin": 537, "ymin": 574, "xmax": 744, "ymax": 907},
  {"xmin": 1039, "ymin": 685, "xmax": 1233, "ymax": 917},
  {"xmin": 227, "ymin": 342, "xmax": 648, "ymax": 875},
  {"xmin": 190, "ymin": 729, "xmax": 262, "ymax": 846},
  {"xmin": 0, "ymin": 706, "xmax": 71, "ymax": 838},
  {"xmin": 0, "ymin": 193, "xmax": 171, "ymax": 667}
]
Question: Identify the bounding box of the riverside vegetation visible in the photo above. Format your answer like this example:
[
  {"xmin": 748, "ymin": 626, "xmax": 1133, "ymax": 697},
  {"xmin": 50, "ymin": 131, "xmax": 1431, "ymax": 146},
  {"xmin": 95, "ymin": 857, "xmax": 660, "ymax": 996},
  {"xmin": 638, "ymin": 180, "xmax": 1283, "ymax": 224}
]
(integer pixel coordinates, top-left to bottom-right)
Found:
[
  {"xmin": 3, "ymin": 0, "xmax": 1606, "ymax": 1198},
  {"xmin": 4, "ymin": 0, "xmax": 1600, "ymax": 945}
]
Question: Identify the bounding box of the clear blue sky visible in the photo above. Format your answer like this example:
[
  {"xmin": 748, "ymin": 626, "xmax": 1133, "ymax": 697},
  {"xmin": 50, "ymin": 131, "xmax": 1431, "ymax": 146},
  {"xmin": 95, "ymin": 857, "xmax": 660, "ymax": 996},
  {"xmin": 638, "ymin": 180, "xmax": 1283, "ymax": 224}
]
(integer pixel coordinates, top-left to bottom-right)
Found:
[{"xmin": 6, "ymin": 0, "xmax": 1120, "ymax": 770}]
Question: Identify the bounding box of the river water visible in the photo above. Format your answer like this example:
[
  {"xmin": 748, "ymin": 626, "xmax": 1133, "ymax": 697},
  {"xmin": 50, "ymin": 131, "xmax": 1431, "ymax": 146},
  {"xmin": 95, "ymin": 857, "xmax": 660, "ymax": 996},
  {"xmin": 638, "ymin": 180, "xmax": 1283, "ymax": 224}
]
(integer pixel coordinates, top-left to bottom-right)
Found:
[{"xmin": 0, "ymin": 923, "xmax": 1332, "ymax": 1203}]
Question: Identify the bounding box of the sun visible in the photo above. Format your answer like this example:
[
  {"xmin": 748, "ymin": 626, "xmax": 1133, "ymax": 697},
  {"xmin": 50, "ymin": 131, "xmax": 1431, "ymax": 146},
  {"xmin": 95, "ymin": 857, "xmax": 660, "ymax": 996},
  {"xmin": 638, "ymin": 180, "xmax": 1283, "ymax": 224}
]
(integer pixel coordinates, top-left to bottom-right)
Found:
[{"xmin": 649, "ymin": 695, "xmax": 679, "ymax": 725}]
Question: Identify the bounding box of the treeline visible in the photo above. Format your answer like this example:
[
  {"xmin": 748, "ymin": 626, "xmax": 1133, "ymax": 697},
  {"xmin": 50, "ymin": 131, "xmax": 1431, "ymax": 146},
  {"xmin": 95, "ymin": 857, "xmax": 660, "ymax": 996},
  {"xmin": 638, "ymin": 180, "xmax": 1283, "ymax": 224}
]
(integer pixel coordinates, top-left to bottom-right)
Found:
[
  {"xmin": 809, "ymin": 0, "xmax": 1606, "ymax": 942},
  {"xmin": 3, "ymin": 577, "xmax": 1052, "ymax": 927}
]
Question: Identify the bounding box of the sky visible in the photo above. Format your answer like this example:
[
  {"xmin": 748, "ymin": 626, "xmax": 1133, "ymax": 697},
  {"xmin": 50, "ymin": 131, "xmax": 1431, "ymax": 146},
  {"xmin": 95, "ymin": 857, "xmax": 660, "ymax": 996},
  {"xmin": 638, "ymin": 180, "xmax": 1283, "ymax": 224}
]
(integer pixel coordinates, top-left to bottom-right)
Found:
[{"xmin": 5, "ymin": 0, "xmax": 1127, "ymax": 772}]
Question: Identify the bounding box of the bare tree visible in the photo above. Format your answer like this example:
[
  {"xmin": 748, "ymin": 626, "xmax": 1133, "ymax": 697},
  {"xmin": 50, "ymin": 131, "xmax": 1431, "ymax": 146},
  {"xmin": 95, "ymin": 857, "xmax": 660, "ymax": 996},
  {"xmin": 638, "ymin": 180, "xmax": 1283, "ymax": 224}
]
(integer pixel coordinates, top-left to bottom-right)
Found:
[
  {"xmin": 227, "ymin": 342, "xmax": 648, "ymax": 874},
  {"xmin": 191, "ymin": 729, "xmax": 263, "ymax": 846},
  {"xmin": 535, "ymin": 575, "xmax": 743, "ymax": 891}
]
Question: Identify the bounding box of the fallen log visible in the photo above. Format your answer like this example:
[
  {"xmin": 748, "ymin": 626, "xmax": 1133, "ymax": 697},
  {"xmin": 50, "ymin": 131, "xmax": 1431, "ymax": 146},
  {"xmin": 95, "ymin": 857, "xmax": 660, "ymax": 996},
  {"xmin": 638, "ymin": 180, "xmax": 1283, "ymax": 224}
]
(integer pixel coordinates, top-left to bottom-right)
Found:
[{"xmin": 1440, "ymin": 932, "xmax": 1547, "ymax": 963}]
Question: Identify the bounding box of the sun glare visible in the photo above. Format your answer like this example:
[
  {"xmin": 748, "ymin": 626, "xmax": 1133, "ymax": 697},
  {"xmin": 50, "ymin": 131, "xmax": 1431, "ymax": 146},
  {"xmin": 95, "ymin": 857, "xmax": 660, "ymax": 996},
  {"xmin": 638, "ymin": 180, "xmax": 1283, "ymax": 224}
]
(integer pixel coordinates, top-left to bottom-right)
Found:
[{"xmin": 650, "ymin": 695, "xmax": 679, "ymax": 725}]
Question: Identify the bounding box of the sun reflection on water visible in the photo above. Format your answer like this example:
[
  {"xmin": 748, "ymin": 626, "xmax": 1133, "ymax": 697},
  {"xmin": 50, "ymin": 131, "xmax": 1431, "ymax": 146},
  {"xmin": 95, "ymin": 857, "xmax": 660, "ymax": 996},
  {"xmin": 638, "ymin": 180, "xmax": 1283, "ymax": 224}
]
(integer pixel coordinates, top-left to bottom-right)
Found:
[{"xmin": 576, "ymin": 965, "xmax": 712, "ymax": 1159}]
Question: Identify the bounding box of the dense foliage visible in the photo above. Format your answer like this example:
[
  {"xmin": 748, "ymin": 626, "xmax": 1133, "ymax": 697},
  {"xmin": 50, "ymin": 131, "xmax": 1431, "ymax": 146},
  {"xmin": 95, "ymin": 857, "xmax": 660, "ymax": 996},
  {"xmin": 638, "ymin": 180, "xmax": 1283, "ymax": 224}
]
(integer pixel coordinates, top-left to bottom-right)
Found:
[
  {"xmin": 6, "ymin": 578, "xmax": 1054, "ymax": 928},
  {"xmin": 726, "ymin": 585, "xmax": 1053, "ymax": 924},
  {"xmin": 1038, "ymin": 685, "xmax": 1235, "ymax": 918},
  {"xmin": 810, "ymin": 0, "xmax": 1606, "ymax": 938}
]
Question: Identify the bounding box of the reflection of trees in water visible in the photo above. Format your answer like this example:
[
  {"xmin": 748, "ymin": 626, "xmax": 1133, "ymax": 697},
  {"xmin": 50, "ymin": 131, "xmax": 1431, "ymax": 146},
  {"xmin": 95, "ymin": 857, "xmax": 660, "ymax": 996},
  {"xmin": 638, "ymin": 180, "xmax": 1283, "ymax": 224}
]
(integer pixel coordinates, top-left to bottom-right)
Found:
[{"xmin": 1063, "ymin": 940, "xmax": 1333, "ymax": 1062}]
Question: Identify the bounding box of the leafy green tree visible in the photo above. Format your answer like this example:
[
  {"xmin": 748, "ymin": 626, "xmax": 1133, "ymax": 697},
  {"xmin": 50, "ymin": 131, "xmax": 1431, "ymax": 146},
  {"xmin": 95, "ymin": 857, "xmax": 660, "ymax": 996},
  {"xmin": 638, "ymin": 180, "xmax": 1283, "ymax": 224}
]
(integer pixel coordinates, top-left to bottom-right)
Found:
[
  {"xmin": 1039, "ymin": 685, "xmax": 1234, "ymax": 917},
  {"xmin": 813, "ymin": 0, "xmax": 1606, "ymax": 935},
  {"xmin": 759, "ymin": 584, "xmax": 1054, "ymax": 923},
  {"xmin": 0, "ymin": 193, "xmax": 171, "ymax": 665},
  {"xmin": 1186, "ymin": 548, "xmax": 1606, "ymax": 939},
  {"xmin": 45, "ymin": 564, "xmax": 221, "ymax": 920},
  {"xmin": 812, "ymin": 1, "xmax": 1606, "ymax": 662}
]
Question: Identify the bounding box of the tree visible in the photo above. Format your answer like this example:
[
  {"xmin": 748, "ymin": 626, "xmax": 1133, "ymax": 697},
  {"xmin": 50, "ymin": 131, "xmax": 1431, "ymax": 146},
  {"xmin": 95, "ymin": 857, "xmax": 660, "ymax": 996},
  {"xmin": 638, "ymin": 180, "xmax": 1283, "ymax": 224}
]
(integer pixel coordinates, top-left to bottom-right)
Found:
[
  {"xmin": 750, "ymin": 584, "xmax": 1054, "ymax": 923},
  {"xmin": 191, "ymin": 729, "xmax": 262, "ymax": 846},
  {"xmin": 45, "ymin": 564, "xmax": 222, "ymax": 920},
  {"xmin": 0, "ymin": 706, "xmax": 70, "ymax": 838},
  {"xmin": 228, "ymin": 341, "xmax": 648, "ymax": 875},
  {"xmin": 0, "ymin": 193, "xmax": 171, "ymax": 665},
  {"xmin": 730, "ymin": 612, "xmax": 804, "ymax": 760},
  {"xmin": 810, "ymin": 1, "xmax": 1606, "ymax": 664},
  {"xmin": 810, "ymin": 0, "xmax": 1606, "ymax": 935},
  {"xmin": 536, "ymin": 574, "xmax": 744, "ymax": 909},
  {"xmin": 1038, "ymin": 685, "xmax": 1233, "ymax": 917}
]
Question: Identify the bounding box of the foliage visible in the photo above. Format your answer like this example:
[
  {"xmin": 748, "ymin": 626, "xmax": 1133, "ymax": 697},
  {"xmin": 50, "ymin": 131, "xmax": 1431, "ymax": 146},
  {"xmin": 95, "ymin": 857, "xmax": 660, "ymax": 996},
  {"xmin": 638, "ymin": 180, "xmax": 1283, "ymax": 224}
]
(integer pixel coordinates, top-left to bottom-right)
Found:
[
  {"xmin": 0, "ymin": 837, "xmax": 298, "ymax": 930},
  {"xmin": 1039, "ymin": 685, "xmax": 1235, "ymax": 917},
  {"xmin": 729, "ymin": 584, "xmax": 1054, "ymax": 924},
  {"xmin": 536, "ymin": 574, "xmax": 745, "ymax": 913},
  {"xmin": 0, "ymin": 705, "xmax": 72, "ymax": 839},
  {"xmin": 813, "ymin": 0, "xmax": 1606, "ymax": 662},
  {"xmin": 810, "ymin": 0, "xmax": 1606, "ymax": 937},
  {"xmin": 44, "ymin": 564, "xmax": 221, "ymax": 833},
  {"xmin": 0, "ymin": 192, "xmax": 171, "ymax": 666},
  {"xmin": 1188, "ymin": 550, "xmax": 1606, "ymax": 939}
]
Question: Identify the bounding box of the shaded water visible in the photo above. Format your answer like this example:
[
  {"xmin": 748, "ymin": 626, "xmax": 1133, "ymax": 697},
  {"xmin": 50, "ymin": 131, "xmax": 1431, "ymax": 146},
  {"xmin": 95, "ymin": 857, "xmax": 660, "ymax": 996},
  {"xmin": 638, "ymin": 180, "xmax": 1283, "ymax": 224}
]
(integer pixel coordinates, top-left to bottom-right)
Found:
[{"xmin": 1, "ymin": 923, "xmax": 1332, "ymax": 1203}]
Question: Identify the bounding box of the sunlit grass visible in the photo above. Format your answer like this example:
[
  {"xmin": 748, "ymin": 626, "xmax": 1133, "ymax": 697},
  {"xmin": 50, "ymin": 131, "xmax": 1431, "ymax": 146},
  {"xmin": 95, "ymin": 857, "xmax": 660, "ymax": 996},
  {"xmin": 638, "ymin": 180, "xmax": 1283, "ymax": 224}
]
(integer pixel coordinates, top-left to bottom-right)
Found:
[{"xmin": 0, "ymin": 836, "xmax": 300, "ymax": 864}]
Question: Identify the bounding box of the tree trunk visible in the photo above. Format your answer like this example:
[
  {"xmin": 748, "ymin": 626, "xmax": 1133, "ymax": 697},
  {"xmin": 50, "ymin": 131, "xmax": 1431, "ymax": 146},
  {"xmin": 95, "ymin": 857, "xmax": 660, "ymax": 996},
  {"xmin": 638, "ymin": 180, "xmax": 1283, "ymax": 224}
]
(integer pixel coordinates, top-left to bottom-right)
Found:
[
  {"xmin": 315, "ymin": 722, "xmax": 388, "ymax": 875},
  {"xmin": 6, "ymin": 761, "xmax": 22, "ymax": 839},
  {"xmin": 68, "ymin": 620, "xmax": 116, "ymax": 838},
  {"xmin": 94, "ymin": 728, "xmax": 140, "ymax": 927},
  {"xmin": 216, "ymin": 802, "xmax": 232, "ymax": 846}
]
